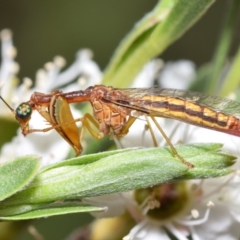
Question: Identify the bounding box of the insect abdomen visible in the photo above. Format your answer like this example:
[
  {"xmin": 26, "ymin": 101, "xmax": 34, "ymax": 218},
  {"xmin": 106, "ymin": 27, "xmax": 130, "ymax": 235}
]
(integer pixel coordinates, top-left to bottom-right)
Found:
[{"xmin": 139, "ymin": 96, "xmax": 240, "ymax": 136}]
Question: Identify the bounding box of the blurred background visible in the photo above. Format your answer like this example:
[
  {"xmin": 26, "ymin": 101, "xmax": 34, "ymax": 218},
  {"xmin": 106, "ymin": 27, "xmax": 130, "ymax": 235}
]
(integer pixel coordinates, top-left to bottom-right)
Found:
[
  {"xmin": 0, "ymin": 1, "xmax": 238, "ymax": 239},
  {"xmin": 0, "ymin": 1, "xmax": 238, "ymax": 81}
]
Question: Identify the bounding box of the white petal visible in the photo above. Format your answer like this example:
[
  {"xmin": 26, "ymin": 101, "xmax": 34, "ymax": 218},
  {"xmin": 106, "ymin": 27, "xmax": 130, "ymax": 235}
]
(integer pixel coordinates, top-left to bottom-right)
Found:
[
  {"xmin": 125, "ymin": 221, "xmax": 171, "ymax": 240},
  {"xmin": 158, "ymin": 60, "xmax": 196, "ymax": 89},
  {"xmin": 194, "ymin": 205, "xmax": 240, "ymax": 240},
  {"xmin": 131, "ymin": 60, "xmax": 163, "ymax": 88},
  {"xmin": 83, "ymin": 193, "xmax": 130, "ymax": 218}
]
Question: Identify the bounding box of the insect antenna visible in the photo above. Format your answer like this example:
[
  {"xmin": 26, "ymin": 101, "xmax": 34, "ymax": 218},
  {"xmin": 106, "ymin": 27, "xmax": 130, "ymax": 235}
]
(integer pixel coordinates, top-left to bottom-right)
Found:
[{"xmin": 0, "ymin": 95, "xmax": 15, "ymax": 114}]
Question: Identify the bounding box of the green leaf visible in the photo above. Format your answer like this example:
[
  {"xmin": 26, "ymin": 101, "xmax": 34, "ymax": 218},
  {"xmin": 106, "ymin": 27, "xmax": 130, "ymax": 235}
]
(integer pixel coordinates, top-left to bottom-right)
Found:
[
  {"xmin": 0, "ymin": 143, "xmax": 234, "ymax": 218},
  {"xmin": 175, "ymin": 143, "xmax": 235, "ymax": 178},
  {"xmin": 0, "ymin": 147, "xmax": 189, "ymax": 210},
  {"xmin": 103, "ymin": 0, "xmax": 215, "ymax": 87},
  {"xmin": 182, "ymin": 168, "xmax": 232, "ymax": 179},
  {"xmin": 41, "ymin": 148, "xmax": 139, "ymax": 172},
  {"xmin": 0, "ymin": 155, "xmax": 40, "ymax": 201},
  {"xmin": 173, "ymin": 143, "xmax": 236, "ymax": 168},
  {"xmin": 42, "ymin": 147, "xmax": 138, "ymax": 172},
  {"xmin": 0, "ymin": 204, "xmax": 43, "ymax": 217},
  {"xmin": 0, "ymin": 203, "xmax": 104, "ymax": 220},
  {"xmin": 103, "ymin": 0, "xmax": 174, "ymax": 86}
]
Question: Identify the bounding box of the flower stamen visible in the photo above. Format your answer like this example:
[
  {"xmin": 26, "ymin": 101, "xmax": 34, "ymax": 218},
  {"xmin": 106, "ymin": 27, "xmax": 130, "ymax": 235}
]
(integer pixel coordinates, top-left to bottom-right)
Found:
[
  {"xmin": 191, "ymin": 209, "xmax": 199, "ymax": 219},
  {"xmin": 176, "ymin": 201, "xmax": 214, "ymax": 226}
]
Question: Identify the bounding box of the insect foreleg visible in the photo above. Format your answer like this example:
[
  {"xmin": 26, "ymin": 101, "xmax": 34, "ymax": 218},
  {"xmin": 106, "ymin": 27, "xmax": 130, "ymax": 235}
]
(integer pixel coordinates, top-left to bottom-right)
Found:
[{"xmin": 25, "ymin": 108, "xmax": 59, "ymax": 134}]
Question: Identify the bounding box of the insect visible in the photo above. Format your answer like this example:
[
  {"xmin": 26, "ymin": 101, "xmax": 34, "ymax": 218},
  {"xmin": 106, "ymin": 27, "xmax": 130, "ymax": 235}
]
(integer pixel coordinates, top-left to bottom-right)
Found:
[{"xmin": 2, "ymin": 85, "xmax": 240, "ymax": 168}]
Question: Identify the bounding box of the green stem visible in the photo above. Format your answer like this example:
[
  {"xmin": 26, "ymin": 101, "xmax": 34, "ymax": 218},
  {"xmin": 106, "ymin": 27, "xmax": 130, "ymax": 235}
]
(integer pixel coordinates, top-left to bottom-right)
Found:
[
  {"xmin": 207, "ymin": 0, "xmax": 240, "ymax": 94},
  {"xmin": 102, "ymin": 0, "xmax": 215, "ymax": 87},
  {"xmin": 219, "ymin": 44, "xmax": 240, "ymax": 97}
]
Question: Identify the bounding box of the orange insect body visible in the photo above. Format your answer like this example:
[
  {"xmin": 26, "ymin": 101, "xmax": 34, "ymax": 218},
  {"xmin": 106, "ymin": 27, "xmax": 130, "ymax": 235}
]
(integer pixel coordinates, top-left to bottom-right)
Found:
[
  {"xmin": 2, "ymin": 85, "xmax": 240, "ymax": 168},
  {"xmin": 63, "ymin": 85, "xmax": 240, "ymax": 137}
]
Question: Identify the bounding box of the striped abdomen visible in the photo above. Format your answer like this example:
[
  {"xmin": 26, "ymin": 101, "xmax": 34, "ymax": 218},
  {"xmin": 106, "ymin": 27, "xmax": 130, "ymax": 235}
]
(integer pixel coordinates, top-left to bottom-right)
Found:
[{"xmin": 136, "ymin": 95, "xmax": 240, "ymax": 136}]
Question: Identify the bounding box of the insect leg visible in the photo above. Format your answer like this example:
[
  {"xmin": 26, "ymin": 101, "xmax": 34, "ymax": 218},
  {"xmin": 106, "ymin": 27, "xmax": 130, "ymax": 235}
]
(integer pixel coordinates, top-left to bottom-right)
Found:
[
  {"xmin": 27, "ymin": 125, "xmax": 60, "ymax": 134},
  {"xmin": 25, "ymin": 108, "xmax": 65, "ymax": 134},
  {"xmin": 115, "ymin": 116, "xmax": 136, "ymax": 138},
  {"xmin": 29, "ymin": 102, "xmax": 83, "ymax": 155},
  {"xmin": 80, "ymin": 113, "xmax": 105, "ymax": 139},
  {"xmin": 150, "ymin": 116, "xmax": 194, "ymax": 168},
  {"xmin": 144, "ymin": 116, "xmax": 158, "ymax": 147},
  {"xmin": 25, "ymin": 115, "xmax": 83, "ymax": 134}
]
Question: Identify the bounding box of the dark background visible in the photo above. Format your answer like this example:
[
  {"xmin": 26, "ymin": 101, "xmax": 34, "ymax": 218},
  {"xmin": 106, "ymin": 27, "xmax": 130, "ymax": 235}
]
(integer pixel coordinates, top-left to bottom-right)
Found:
[
  {"xmin": 0, "ymin": 1, "xmax": 238, "ymax": 239},
  {"xmin": 0, "ymin": 1, "xmax": 237, "ymax": 81}
]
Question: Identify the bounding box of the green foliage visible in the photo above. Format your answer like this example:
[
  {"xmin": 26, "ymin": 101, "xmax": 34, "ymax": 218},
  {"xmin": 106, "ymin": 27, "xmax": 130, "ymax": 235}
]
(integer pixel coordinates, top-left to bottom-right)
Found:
[
  {"xmin": 0, "ymin": 155, "xmax": 40, "ymax": 201},
  {"xmin": 0, "ymin": 144, "xmax": 235, "ymax": 219},
  {"xmin": 0, "ymin": 0, "xmax": 239, "ymax": 231},
  {"xmin": 103, "ymin": 0, "xmax": 216, "ymax": 87}
]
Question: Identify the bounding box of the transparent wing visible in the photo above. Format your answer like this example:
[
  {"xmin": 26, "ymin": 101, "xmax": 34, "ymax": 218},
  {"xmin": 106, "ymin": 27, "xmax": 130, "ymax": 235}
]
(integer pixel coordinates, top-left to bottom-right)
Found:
[{"xmin": 105, "ymin": 88, "xmax": 240, "ymax": 118}]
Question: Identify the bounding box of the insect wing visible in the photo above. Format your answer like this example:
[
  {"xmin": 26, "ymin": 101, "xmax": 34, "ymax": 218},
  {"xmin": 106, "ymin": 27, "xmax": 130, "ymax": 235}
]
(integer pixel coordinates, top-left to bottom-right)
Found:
[
  {"xmin": 102, "ymin": 87, "xmax": 240, "ymax": 136},
  {"xmin": 103, "ymin": 87, "xmax": 240, "ymax": 116}
]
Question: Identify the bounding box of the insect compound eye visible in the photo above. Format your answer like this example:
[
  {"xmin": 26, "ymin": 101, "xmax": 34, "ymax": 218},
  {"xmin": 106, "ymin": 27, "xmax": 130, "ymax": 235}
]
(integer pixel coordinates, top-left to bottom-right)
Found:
[{"xmin": 16, "ymin": 103, "xmax": 32, "ymax": 119}]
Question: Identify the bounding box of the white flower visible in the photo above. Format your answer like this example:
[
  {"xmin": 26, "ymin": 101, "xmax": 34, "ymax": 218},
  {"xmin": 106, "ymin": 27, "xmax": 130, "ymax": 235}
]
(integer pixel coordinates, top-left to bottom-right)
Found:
[
  {"xmin": 118, "ymin": 60, "xmax": 240, "ymax": 239},
  {"xmin": 158, "ymin": 60, "xmax": 196, "ymax": 89},
  {"xmin": 131, "ymin": 59, "xmax": 163, "ymax": 88},
  {"xmin": 121, "ymin": 175, "xmax": 240, "ymax": 240},
  {"xmin": 191, "ymin": 176, "xmax": 240, "ymax": 240},
  {"xmin": 80, "ymin": 174, "xmax": 240, "ymax": 239},
  {"xmin": 0, "ymin": 29, "xmax": 101, "ymax": 166}
]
